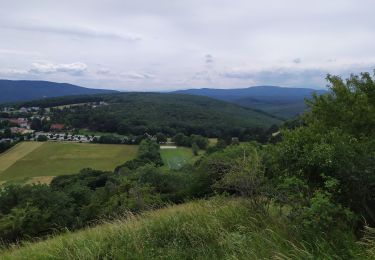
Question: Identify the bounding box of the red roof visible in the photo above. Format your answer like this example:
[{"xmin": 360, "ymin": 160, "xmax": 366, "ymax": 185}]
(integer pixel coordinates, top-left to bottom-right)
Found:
[{"xmin": 50, "ymin": 124, "xmax": 65, "ymax": 130}]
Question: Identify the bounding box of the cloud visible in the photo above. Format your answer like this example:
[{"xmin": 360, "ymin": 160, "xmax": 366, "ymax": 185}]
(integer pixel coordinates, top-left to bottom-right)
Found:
[
  {"xmin": 0, "ymin": 0, "xmax": 374, "ymax": 90},
  {"xmin": 205, "ymin": 54, "xmax": 214, "ymax": 64},
  {"xmin": 120, "ymin": 71, "xmax": 155, "ymax": 80},
  {"xmin": 0, "ymin": 68, "xmax": 29, "ymax": 76},
  {"xmin": 97, "ymin": 68, "xmax": 111, "ymax": 75},
  {"xmin": 220, "ymin": 67, "xmax": 329, "ymax": 87},
  {"xmin": 221, "ymin": 70, "xmax": 253, "ymax": 79},
  {"xmin": 3, "ymin": 23, "xmax": 141, "ymax": 42},
  {"xmin": 0, "ymin": 49, "xmax": 41, "ymax": 56},
  {"xmin": 30, "ymin": 62, "xmax": 87, "ymax": 76}
]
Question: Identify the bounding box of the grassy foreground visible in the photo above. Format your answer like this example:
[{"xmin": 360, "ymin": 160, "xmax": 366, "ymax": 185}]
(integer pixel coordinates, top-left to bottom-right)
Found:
[
  {"xmin": 0, "ymin": 142, "xmax": 137, "ymax": 183},
  {"xmin": 0, "ymin": 198, "xmax": 365, "ymax": 259}
]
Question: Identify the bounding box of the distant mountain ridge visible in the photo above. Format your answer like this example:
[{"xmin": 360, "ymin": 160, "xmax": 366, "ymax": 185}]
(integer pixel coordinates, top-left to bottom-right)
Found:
[
  {"xmin": 173, "ymin": 86, "xmax": 328, "ymax": 118},
  {"xmin": 0, "ymin": 80, "xmax": 117, "ymax": 103}
]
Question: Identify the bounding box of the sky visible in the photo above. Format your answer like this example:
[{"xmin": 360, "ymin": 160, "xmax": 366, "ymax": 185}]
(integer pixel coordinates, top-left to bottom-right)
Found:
[{"xmin": 0, "ymin": 0, "xmax": 374, "ymax": 91}]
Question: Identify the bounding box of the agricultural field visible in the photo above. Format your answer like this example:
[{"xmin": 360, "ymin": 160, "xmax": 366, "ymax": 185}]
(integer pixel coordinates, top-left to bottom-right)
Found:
[
  {"xmin": 160, "ymin": 147, "xmax": 198, "ymax": 169},
  {"xmin": 0, "ymin": 142, "xmax": 138, "ymax": 184}
]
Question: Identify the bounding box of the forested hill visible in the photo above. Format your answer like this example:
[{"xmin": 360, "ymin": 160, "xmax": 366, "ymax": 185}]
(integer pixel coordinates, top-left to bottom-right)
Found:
[
  {"xmin": 174, "ymin": 86, "xmax": 327, "ymax": 119},
  {"xmin": 35, "ymin": 92, "xmax": 283, "ymax": 136},
  {"xmin": 0, "ymin": 80, "xmax": 116, "ymax": 103}
]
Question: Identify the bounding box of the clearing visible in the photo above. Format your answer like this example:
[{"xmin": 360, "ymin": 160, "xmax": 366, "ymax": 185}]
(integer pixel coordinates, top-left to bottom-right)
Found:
[
  {"xmin": 160, "ymin": 147, "xmax": 198, "ymax": 169},
  {"xmin": 0, "ymin": 142, "xmax": 138, "ymax": 183}
]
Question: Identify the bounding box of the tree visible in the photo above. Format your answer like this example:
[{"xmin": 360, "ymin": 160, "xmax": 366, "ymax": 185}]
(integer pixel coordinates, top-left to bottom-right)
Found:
[
  {"xmin": 138, "ymin": 139, "xmax": 163, "ymax": 166},
  {"xmin": 155, "ymin": 132, "xmax": 167, "ymax": 143},
  {"xmin": 192, "ymin": 142, "xmax": 199, "ymax": 156},
  {"xmin": 30, "ymin": 118, "xmax": 42, "ymax": 131},
  {"xmin": 37, "ymin": 135, "xmax": 48, "ymax": 142},
  {"xmin": 266, "ymin": 71, "xmax": 375, "ymax": 227},
  {"xmin": 215, "ymin": 145, "xmax": 268, "ymax": 209}
]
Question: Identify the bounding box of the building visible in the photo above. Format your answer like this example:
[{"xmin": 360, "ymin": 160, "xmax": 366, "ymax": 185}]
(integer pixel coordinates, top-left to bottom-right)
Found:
[
  {"xmin": 10, "ymin": 127, "xmax": 33, "ymax": 135},
  {"xmin": 50, "ymin": 124, "xmax": 65, "ymax": 131},
  {"xmin": 19, "ymin": 107, "xmax": 28, "ymax": 113},
  {"xmin": 9, "ymin": 118, "xmax": 29, "ymax": 129}
]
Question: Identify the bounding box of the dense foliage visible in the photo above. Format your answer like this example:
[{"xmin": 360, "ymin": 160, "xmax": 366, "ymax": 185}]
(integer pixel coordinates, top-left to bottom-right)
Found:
[{"xmin": 48, "ymin": 93, "xmax": 281, "ymax": 137}]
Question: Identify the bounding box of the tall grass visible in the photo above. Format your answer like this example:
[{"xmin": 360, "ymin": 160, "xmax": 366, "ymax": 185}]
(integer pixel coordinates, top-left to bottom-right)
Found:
[{"xmin": 0, "ymin": 198, "xmax": 365, "ymax": 259}]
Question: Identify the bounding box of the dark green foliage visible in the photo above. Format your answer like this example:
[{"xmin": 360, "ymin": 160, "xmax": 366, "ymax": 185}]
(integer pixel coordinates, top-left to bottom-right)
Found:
[
  {"xmin": 36, "ymin": 135, "xmax": 48, "ymax": 142},
  {"xmin": 155, "ymin": 132, "xmax": 167, "ymax": 143},
  {"xmin": 0, "ymin": 184, "xmax": 75, "ymax": 242},
  {"xmin": 137, "ymin": 139, "xmax": 163, "ymax": 167},
  {"xmin": 192, "ymin": 143, "xmax": 199, "ymax": 156},
  {"xmin": 172, "ymin": 133, "xmax": 208, "ymax": 149},
  {"xmin": 0, "ymin": 140, "xmax": 14, "ymax": 154},
  {"xmin": 49, "ymin": 92, "xmax": 281, "ymax": 137},
  {"xmin": 190, "ymin": 143, "xmax": 265, "ymax": 198},
  {"xmin": 97, "ymin": 135, "xmax": 122, "ymax": 144},
  {"xmin": 265, "ymin": 71, "xmax": 375, "ymax": 233},
  {"xmin": 30, "ymin": 118, "xmax": 42, "ymax": 131}
]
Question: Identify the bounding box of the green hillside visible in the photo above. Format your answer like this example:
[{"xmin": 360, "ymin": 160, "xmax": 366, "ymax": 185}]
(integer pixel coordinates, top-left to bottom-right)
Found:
[
  {"xmin": 1, "ymin": 198, "xmax": 367, "ymax": 259},
  {"xmin": 27, "ymin": 92, "xmax": 282, "ymax": 137}
]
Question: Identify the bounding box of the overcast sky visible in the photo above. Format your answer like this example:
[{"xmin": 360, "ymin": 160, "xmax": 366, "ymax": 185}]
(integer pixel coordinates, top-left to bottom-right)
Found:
[{"xmin": 0, "ymin": 0, "xmax": 374, "ymax": 91}]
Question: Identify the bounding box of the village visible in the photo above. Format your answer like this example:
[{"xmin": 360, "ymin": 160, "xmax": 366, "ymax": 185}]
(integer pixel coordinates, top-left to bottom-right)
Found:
[
  {"xmin": 0, "ymin": 104, "xmax": 102, "ymax": 144},
  {"xmin": 0, "ymin": 101, "xmax": 114, "ymax": 143},
  {"xmin": 0, "ymin": 103, "xmax": 164, "ymax": 147}
]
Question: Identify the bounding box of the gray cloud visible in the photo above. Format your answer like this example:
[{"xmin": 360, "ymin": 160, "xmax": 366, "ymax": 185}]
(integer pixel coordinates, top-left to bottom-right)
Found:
[
  {"xmin": 205, "ymin": 54, "xmax": 214, "ymax": 64},
  {"xmin": 120, "ymin": 71, "xmax": 155, "ymax": 80},
  {"xmin": 1, "ymin": 23, "xmax": 141, "ymax": 41},
  {"xmin": 0, "ymin": 0, "xmax": 374, "ymax": 90},
  {"xmin": 97, "ymin": 68, "xmax": 111, "ymax": 75},
  {"xmin": 30, "ymin": 62, "xmax": 88, "ymax": 76}
]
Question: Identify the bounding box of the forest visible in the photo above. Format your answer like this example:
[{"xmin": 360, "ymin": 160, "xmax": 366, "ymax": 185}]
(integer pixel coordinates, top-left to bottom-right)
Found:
[{"xmin": 22, "ymin": 93, "xmax": 282, "ymax": 137}]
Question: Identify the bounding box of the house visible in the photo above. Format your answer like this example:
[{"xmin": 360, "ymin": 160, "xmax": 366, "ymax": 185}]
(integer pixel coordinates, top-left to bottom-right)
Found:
[
  {"xmin": 50, "ymin": 124, "xmax": 65, "ymax": 131},
  {"xmin": 9, "ymin": 118, "xmax": 29, "ymax": 128},
  {"xmin": 10, "ymin": 127, "xmax": 33, "ymax": 135},
  {"xmin": 19, "ymin": 107, "xmax": 28, "ymax": 113}
]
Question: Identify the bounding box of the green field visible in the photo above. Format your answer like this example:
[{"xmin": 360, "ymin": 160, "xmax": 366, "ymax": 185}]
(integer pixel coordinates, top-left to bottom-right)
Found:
[
  {"xmin": 0, "ymin": 142, "xmax": 138, "ymax": 183},
  {"xmin": 160, "ymin": 147, "xmax": 197, "ymax": 169}
]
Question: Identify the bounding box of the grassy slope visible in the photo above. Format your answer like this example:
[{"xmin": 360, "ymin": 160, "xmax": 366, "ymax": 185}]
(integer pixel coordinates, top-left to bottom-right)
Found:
[
  {"xmin": 0, "ymin": 198, "xmax": 358, "ymax": 259},
  {"xmin": 0, "ymin": 142, "xmax": 137, "ymax": 183}
]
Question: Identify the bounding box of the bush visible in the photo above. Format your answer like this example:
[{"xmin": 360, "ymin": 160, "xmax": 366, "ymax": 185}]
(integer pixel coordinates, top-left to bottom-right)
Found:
[{"xmin": 36, "ymin": 135, "xmax": 48, "ymax": 142}]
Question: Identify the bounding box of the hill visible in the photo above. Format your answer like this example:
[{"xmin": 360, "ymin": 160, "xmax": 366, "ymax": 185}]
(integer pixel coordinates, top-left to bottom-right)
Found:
[
  {"xmin": 174, "ymin": 86, "xmax": 327, "ymax": 118},
  {"xmin": 0, "ymin": 199, "xmax": 364, "ymax": 259},
  {"xmin": 36, "ymin": 92, "xmax": 282, "ymax": 137},
  {"xmin": 0, "ymin": 80, "xmax": 116, "ymax": 103}
]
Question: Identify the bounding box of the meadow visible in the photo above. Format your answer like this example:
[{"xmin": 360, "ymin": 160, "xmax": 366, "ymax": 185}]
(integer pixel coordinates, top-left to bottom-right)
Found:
[
  {"xmin": 0, "ymin": 142, "xmax": 138, "ymax": 184},
  {"xmin": 160, "ymin": 147, "xmax": 197, "ymax": 169}
]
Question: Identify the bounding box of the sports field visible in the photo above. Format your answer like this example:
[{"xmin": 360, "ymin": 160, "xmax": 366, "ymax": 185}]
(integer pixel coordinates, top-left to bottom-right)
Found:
[
  {"xmin": 0, "ymin": 142, "xmax": 138, "ymax": 184},
  {"xmin": 160, "ymin": 147, "xmax": 197, "ymax": 170}
]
